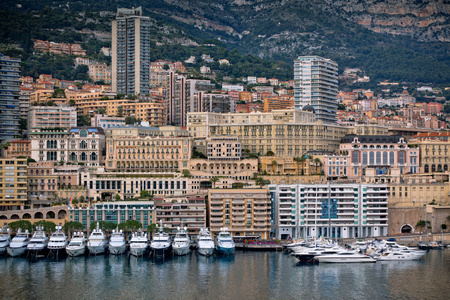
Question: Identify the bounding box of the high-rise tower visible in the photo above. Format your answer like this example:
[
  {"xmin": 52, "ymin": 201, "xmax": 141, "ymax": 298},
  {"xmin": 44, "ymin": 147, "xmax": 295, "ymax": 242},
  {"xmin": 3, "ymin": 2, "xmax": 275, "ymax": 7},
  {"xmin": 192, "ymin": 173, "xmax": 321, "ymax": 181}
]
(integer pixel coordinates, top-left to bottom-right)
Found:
[
  {"xmin": 0, "ymin": 54, "xmax": 20, "ymax": 142},
  {"xmin": 294, "ymin": 56, "xmax": 338, "ymax": 123},
  {"xmin": 112, "ymin": 7, "xmax": 150, "ymax": 96}
]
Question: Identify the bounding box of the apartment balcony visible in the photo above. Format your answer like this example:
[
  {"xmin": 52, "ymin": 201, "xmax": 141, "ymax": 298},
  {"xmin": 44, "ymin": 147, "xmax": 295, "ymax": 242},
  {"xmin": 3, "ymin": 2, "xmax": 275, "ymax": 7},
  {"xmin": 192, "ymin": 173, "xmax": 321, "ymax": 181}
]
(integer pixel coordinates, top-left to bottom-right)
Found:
[
  {"xmin": 254, "ymin": 211, "xmax": 268, "ymax": 215},
  {"xmin": 254, "ymin": 217, "xmax": 270, "ymax": 221},
  {"xmin": 211, "ymin": 217, "xmax": 223, "ymax": 222},
  {"xmin": 366, "ymin": 211, "xmax": 388, "ymax": 216},
  {"xmin": 210, "ymin": 211, "xmax": 223, "ymax": 216},
  {"xmin": 232, "ymin": 211, "xmax": 245, "ymax": 216}
]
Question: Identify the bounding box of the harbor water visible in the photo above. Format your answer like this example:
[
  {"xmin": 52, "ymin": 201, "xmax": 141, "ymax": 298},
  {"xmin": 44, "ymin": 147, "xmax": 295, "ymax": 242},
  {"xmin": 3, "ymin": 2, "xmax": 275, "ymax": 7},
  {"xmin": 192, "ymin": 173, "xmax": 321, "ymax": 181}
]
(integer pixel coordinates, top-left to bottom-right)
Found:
[{"xmin": 0, "ymin": 250, "xmax": 449, "ymax": 299}]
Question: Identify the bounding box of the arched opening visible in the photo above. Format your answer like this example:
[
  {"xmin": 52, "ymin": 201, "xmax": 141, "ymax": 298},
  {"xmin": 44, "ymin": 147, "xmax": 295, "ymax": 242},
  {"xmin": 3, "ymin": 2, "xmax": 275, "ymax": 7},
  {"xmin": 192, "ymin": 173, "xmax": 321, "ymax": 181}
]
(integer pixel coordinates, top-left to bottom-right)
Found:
[
  {"xmin": 0, "ymin": 215, "xmax": 7, "ymax": 219},
  {"xmin": 432, "ymin": 164, "xmax": 436, "ymax": 172},
  {"xmin": 57, "ymin": 210, "xmax": 67, "ymax": 219},
  {"xmin": 424, "ymin": 164, "xmax": 429, "ymax": 173},
  {"xmin": 34, "ymin": 212, "xmax": 44, "ymax": 219},
  {"xmin": 401, "ymin": 224, "xmax": 413, "ymax": 234},
  {"xmin": 46, "ymin": 211, "xmax": 55, "ymax": 219},
  {"xmin": 10, "ymin": 214, "xmax": 19, "ymax": 219},
  {"xmin": 23, "ymin": 213, "xmax": 31, "ymax": 219}
]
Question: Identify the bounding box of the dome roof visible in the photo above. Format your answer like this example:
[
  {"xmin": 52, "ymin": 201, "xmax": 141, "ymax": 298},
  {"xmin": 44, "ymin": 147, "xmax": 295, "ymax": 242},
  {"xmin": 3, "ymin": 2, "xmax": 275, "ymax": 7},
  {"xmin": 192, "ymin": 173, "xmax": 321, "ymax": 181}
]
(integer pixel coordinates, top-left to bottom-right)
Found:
[
  {"xmin": 302, "ymin": 105, "xmax": 315, "ymax": 113},
  {"xmin": 212, "ymin": 107, "xmax": 222, "ymax": 113}
]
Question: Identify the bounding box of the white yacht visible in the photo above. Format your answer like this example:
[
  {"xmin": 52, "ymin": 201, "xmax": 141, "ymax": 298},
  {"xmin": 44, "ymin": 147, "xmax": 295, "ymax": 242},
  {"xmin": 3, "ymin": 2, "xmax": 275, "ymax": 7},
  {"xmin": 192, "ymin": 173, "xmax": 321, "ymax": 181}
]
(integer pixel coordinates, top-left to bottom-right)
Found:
[
  {"xmin": 316, "ymin": 250, "xmax": 376, "ymax": 263},
  {"xmin": 87, "ymin": 224, "xmax": 108, "ymax": 255},
  {"xmin": 27, "ymin": 226, "xmax": 48, "ymax": 255},
  {"xmin": 377, "ymin": 249, "xmax": 426, "ymax": 261},
  {"xmin": 129, "ymin": 230, "xmax": 149, "ymax": 257},
  {"xmin": 109, "ymin": 229, "xmax": 127, "ymax": 255},
  {"xmin": 7, "ymin": 229, "xmax": 30, "ymax": 257},
  {"xmin": 150, "ymin": 222, "xmax": 171, "ymax": 256},
  {"xmin": 215, "ymin": 228, "xmax": 235, "ymax": 255},
  {"xmin": 291, "ymin": 246, "xmax": 344, "ymax": 262},
  {"xmin": 48, "ymin": 225, "xmax": 68, "ymax": 256},
  {"xmin": 0, "ymin": 225, "xmax": 11, "ymax": 255},
  {"xmin": 196, "ymin": 228, "xmax": 215, "ymax": 256},
  {"xmin": 172, "ymin": 226, "xmax": 191, "ymax": 256},
  {"xmin": 66, "ymin": 232, "xmax": 87, "ymax": 257}
]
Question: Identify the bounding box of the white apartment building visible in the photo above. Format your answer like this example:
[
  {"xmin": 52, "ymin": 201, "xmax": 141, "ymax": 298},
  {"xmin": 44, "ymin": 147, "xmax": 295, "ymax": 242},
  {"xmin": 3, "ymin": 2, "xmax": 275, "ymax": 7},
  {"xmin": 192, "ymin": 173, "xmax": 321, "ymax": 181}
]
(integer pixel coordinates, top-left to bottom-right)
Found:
[
  {"xmin": 91, "ymin": 114, "xmax": 125, "ymax": 129},
  {"xmin": 269, "ymin": 183, "xmax": 388, "ymax": 239},
  {"xmin": 294, "ymin": 56, "xmax": 338, "ymax": 123}
]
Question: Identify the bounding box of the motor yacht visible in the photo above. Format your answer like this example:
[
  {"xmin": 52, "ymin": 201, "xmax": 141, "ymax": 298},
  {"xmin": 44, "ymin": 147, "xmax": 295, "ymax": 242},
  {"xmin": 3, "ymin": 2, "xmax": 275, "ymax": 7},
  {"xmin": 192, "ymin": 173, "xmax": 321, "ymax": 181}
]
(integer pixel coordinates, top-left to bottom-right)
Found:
[
  {"xmin": 316, "ymin": 250, "xmax": 376, "ymax": 263},
  {"xmin": 27, "ymin": 226, "xmax": 48, "ymax": 255},
  {"xmin": 66, "ymin": 232, "xmax": 87, "ymax": 257},
  {"xmin": 290, "ymin": 246, "xmax": 327, "ymax": 262},
  {"xmin": 109, "ymin": 229, "xmax": 127, "ymax": 255},
  {"xmin": 150, "ymin": 221, "xmax": 171, "ymax": 256},
  {"xmin": 7, "ymin": 229, "xmax": 30, "ymax": 257},
  {"xmin": 48, "ymin": 226, "xmax": 68, "ymax": 256},
  {"xmin": 215, "ymin": 228, "xmax": 235, "ymax": 255},
  {"xmin": 377, "ymin": 250, "xmax": 426, "ymax": 261},
  {"xmin": 87, "ymin": 223, "xmax": 108, "ymax": 255},
  {"xmin": 129, "ymin": 230, "xmax": 149, "ymax": 257},
  {"xmin": 172, "ymin": 226, "xmax": 191, "ymax": 256},
  {"xmin": 0, "ymin": 225, "xmax": 11, "ymax": 255},
  {"xmin": 196, "ymin": 228, "xmax": 215, "ymax": 256}
]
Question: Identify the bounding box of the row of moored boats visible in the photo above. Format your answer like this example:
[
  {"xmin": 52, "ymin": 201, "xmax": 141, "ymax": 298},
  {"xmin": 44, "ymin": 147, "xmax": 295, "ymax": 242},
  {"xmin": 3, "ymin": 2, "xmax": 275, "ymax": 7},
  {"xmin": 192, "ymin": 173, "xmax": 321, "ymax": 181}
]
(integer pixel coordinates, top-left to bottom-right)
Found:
[
  {"xmin": 284, "ymin": 238, "xmax": 429, "ymax": 263},
  {"xmin": 0, "ymin": 224, "xmax": 235, "ymax": 258}
]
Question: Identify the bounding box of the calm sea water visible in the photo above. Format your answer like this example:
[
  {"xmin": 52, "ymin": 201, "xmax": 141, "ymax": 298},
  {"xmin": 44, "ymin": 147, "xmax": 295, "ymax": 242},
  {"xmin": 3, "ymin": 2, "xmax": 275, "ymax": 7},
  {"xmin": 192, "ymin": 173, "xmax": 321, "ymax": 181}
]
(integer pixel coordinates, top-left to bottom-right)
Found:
[{"xmin": 0, "ymin": 250, "xmax": 449, "ymax": 300}]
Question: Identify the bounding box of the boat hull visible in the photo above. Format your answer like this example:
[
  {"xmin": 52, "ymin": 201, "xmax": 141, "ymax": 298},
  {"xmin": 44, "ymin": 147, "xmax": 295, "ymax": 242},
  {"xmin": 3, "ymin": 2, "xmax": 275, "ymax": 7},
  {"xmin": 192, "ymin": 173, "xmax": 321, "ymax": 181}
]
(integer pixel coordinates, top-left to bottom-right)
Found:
[
  {"xmin": 292, "ymin": 254, "xmax": 318, "ymax": 262},
  {"xmin": 7, "ymin": 246, "xmax": 27, "ymax": 257},
  {"xmin": 88, "ymin": 245, "xmax": 106, "ymax": 255},
  {"xmin": 66, "ymin": 247, "xmax": 86, "ymax": 257},
  {"xmin": 197, "ymin": 246, "xmax": 214, "ymax": 256},
  {"xmin": 317, "ymin": 256, "xmax": 375, "ymax": 263},
  {"xmin": 109, "ymin": 245, "xmax": 126, "ymax": 255},
  {"xmin": 216, "ymin": 246, "xmax": 235, "ymax": 255},
  {"xmin": 0, "ymin": 246, "xmax": 8, "ymax": 255},
  {"xmin": 173, "ymin": 245, "xmax": 191, "ymax": 256},
  {"xmin": 130, "ymin": 246, "xmax": 148, "ymax": 257},
  {"xmin": 150, "ymin": 246, "xmax": 171, "ymax": 256}
]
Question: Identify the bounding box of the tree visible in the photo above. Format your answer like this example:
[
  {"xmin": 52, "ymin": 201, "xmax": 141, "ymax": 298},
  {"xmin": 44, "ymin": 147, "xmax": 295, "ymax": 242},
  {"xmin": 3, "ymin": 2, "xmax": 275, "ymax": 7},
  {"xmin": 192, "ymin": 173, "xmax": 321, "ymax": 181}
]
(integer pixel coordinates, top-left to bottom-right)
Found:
[
  {"xmin": 90, "ymin": 221, "xmax": 116, "ymax": 232},
  {"xmin": 140, "ymin": 190, "xmax": 150, "ymax": 198},
  {"xmin": 33, "ymin": 220, "xmax": 56, "ymax": 234},
  {"xmin": 118, "ymin": 220, "xmax": 142, "ymax": 233},
  {"xmin": 114, "ymin": 194, "xmax": 121, "ymax": 202},
  {"xmin": 63, "ymin": 221, "xmax": 84, "ymax": 238},
  {"xmin": 255, "ymin": 177, "xmax": 265, "ymax": 188},
  {"xmin": 272, "ymin": 160, "xmax": 277, "ymax": 173},
  {"xmin": 147, "ymin": 223, "xmax": 158, "ymax": 239},
  {"xmin": 313, "ymin": 158, "xmax": 322, "ymax": 175},
  {"xmin": 8, "ymin": 220, "xmax": 32, "ymax": 233},
  {"xmin": 77, "ymin": 114, "xmax": 91, "ymax": 126},
  {"xmin": 266, "ymin": 151, "xmax": 274, "ymax": 156},
  {"xmin": 210, "ymin": 176, "xmax": 219, "ymax": 188},
  {"xmin": 415, "ymin": 220, "xmax": 430, "ymax": 234},
  {"xmin": 294, "ymin": 156, "xmax": 307, "ymax": 175}
]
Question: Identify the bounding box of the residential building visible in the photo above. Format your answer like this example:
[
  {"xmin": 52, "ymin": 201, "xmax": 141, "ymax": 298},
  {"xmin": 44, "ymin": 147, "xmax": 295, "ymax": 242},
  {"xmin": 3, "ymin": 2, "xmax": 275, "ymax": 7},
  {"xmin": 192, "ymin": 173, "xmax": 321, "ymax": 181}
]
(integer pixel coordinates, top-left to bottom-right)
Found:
[
  {"xmin": 409, "ymin": 132, "xmax": 450, "ymax": 173},
  {"xmin": 187, "ymin": 109, "xmax": 348, "ymax": 157},
  {"xmin": 0, "ymin": 54, "xmax": 21, "ymax": 141},
  {"xmin": 294, "ymin": 56, "xmax": 338, "ymax": 123},
  {"xmin": 259, "ymin": 156, "xmax": 312, "ymax": 176},
  {"xmin": 105, "ymin": 126, "xmax": 191, "ymax": 172},
  {"xmin": 112, "ymin": 7, "xmax": 150, "ymax": 95},
  {"xmin": 91, "ymin": 114, "xmax": 125, "ymax": 128},
  {"xmin": 19, "ymin": 87, "xmax": 32, "ymax": 124},
  {"xmin": 27, "ymin": 162, "xmax": 58, "ymax": 207},
  {"xmin": 4, "ymin": 140, "xmax": 31, "ymax": 158},
  {"xmin": 89, "ymin": 64, "xmax": 112, "ymax": 84},
  {"xmin": 68, "ymin": 201, "xmax": 155, "ymax": 229},
  {"xmin": 30, "ymin": 90, "xmax": 54, "ymax": 104},
  {"xmin": 222, "ymin": 85, "xmax": 244, "ymax": 92},
  {"xmin": 28, "ymin": 106, "xmax": 77, "ymax": 129},
  {"xmin": 0, "ymin": 157, "xmax": 27, "ymax": 210},
  {"xmin": 269, "ymin": 183, "xmax": 388, "ymax": 239},
  {"xmin": 29, "ymin": 127, "xmax": 105, "ymax": 166},
  {"xmin": 33, "ymin": 40, "xmax": 86, "ymax": 56},
  {"xmin": 155, "ymin": 196, "xmax": 206, "ymax": 235},
  {"xmin": 263, "ymin": 96, "xmax": 294, "ymax": 112},
  {"xmin": 338, "ymin": 135, "xmax": 419, "ymax": 180},
  {"xmin": 207, "ymin": 189, "xmax": 272, "ymax": 239}
]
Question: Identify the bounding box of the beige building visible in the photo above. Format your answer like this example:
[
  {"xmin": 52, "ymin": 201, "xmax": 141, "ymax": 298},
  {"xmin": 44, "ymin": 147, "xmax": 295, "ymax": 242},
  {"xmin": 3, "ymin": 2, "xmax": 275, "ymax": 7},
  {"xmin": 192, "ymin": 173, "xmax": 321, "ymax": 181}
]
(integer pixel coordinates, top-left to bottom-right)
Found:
[
  {"xmin": 187, "ymin": 109, "xmax": 348, "ymax": 157},
  {"xmin": 387, "ymin": 182, "xmax": 449, "ymax": 208},
  {"xmin": 4, "ymin": 140, "xmax": 31, "ymax": 158},
  {"xmin": 155, "ymin": 195, "xmax": 206, "ymax": 235},
  {"xmin": 30, "ymin": 90, "xmax": 54, "ymax": 104},
  {"xmin": 105, "ymin": 126, "xmax": 191, "ymax": 172},
  {"xmin": 28, "ymin": 106, "xmax": 77, "ymax": 129},
  {"xmin": 347, "ymin": 124, "xmax": 389, "ymax": 135},
  {"xmin": 259, "ymin": 156, "xmax": 313, "ymax": 176},
  {"xmin": 27, "ymin": 162, "xmax": 58, "ymax": 207},
  {"xmin": 207, "ymin": 189, "xmax": 272, "ymax": 239},
  {"xmin": 409, "ymin": 132, "xmax": 450, "ymax": 173},
  {"xmin": 0, "ymin": 158, "xmax": 27, "ymax": 210},
  {"xmin": 89, "ymin": 64, "xmax": 112, "ymax": 84}
]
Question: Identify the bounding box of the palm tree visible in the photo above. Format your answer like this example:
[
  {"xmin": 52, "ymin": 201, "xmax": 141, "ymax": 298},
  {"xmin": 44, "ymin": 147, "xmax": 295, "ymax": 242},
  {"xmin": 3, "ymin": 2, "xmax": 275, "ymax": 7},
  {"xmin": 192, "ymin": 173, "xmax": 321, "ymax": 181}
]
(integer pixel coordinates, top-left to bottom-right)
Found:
[
  {"xmin": 147, "ymin": 223, "xmax": 158, "ymax": 240},
  {"xmin": 255, "ymin": 177, "xmax": 265, "ymax": 188},
  {"xmin": 210, "ymin": 176, "xmax": 219, "ymax": 188},
  {"xmin": 271, "ymin": 160, "xmax": 277, "ymax": 174},
  {"xmin": 313, "ymin": 158, "xmax": 322, "ymax": 175},
  {"xmin": 294, "ymin": 156, "xmax": 306, "ymax": 175}
]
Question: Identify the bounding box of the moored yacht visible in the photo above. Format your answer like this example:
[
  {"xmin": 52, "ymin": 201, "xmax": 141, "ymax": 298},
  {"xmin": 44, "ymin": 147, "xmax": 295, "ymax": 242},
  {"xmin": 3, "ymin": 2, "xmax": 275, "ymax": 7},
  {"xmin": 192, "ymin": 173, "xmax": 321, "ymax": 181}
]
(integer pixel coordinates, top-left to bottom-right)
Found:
[
  {"xmin": 109, "ymin": 229, "xmax": 127, "ymax": 255},
  {"xmin": 129, "ymin": 230, "xmax": 148, "ymax": 257},
  {"xmin": 377, "ymin": 250, "xmax": 426, "ymax": 261},
  {"xmin": 196, "ymin": 228, "xmax": 214, "ymax": 256},
  {"xmin": 316, "ymin": 250, "xmax": 376, "ymax": 263},
  {"xmin": 48, "ymin": 226, "xmax": 68, "ymax": 256},
  {"xmin": 172, "ymin": 226, "xmax": 191, "ymax": 256},
  {"xmin": 7, "ymin": 229, "xmax": 30, "ymax": 257},
  {"xmin": 0, "ymin": 225, "xmax": 11, "ymax": 255},
  {"xmin": 66, "ymin": 232, "xmax": 87, "ymax": 257},
  {"xmin": 27, "ymin": 226, "xmax": 48, "ymax": 255},
  {"xmin": 215, "ymin": 228, "xmax": 235, "ymax": 255},
  {"xmin": 150, "ymin": 221, "xmax": 171, "ymax": 256},
  {"xmin": 87, "ymin": 223, "xmax": 108, "ymax": 255}
]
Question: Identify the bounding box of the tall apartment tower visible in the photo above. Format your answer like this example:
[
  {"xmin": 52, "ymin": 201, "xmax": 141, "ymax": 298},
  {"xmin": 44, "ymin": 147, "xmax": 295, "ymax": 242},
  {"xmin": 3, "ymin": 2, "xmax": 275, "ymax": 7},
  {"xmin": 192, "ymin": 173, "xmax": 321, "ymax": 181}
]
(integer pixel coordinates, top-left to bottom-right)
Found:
[
  {"xmin": 0, "ymin": 54, "xmax": 21, "ymax": 142},
  {"xmin": 294, "ymin": 56, "xmax": 338, "ymax": 123},
  {"xmin": 112, "ymin": 7, "xmax": 150, "ymax": 96}
]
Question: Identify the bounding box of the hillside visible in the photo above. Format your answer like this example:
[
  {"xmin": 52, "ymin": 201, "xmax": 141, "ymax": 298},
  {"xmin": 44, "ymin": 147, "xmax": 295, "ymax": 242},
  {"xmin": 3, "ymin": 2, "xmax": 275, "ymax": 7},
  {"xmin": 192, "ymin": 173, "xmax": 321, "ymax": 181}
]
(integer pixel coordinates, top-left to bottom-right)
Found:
[{"xmin": 0, "ymin": 0, "xmax": 449, "ymax": 85}]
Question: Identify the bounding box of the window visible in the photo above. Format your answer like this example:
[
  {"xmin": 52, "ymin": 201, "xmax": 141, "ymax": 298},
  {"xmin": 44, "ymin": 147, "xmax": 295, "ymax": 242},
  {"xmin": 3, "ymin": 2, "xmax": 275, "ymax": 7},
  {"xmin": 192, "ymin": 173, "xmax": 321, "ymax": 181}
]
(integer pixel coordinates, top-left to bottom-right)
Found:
[
  {"xmin": 362, "ymin": 152, "xmax": 368, "ymax": 165},
  {"xmin": 80, "ymin": 129, "xmax": 88, "ymax": 137},
  {"xmin": 352, "ymin": 151, "xmax": 358, "ymax": 164},
  {"xmin": 369, "ymin": 151, "xmax": 374, "ymax": 165}
]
